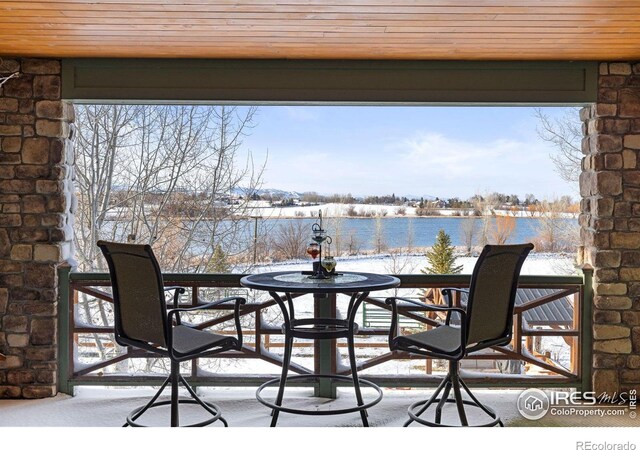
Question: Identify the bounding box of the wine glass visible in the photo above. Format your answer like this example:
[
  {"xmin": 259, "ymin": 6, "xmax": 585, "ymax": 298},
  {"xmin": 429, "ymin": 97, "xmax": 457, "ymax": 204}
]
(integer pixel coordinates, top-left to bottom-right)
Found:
[{"xmin": 306, "ymin": 243, "xmax": 320, "ymax": 259}]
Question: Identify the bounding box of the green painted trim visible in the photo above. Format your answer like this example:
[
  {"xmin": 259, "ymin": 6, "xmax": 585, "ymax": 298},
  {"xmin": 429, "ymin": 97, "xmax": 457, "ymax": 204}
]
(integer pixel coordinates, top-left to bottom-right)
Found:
[
  {"xmin": 69, "ymin": 271, "xmax": 244, "ymax": 283},
  {"xmin": 69, "ymin": 271, "xmax": 584, "ymax": 286},
  {"xmin": 62, "ymin": 59, "xmax": 597, "ymax": 105},
  {"xmin": 580, "ymin": 267, "xmax": 594, "ymax": 393},
  {"xmin": 68, "ymin": 377, "xmax": 580, "ymax": 390},
  {"xmin": 57, "ymin": 265, "xmax": 73, "ymax": 395},
  {"xmin": 395, "ymin": 274, "xmax": 584, "ymax": 286}
]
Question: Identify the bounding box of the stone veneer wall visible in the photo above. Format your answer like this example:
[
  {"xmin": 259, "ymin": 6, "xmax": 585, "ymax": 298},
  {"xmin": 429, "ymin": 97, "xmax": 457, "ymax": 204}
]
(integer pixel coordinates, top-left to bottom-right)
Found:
[
  {"xmin": 581, "ymin": 62, "xmax": 640, "ymax": 395},
  {"xmin": 0, "ymin": 58, "xmax": 75, "ymax": 398}
]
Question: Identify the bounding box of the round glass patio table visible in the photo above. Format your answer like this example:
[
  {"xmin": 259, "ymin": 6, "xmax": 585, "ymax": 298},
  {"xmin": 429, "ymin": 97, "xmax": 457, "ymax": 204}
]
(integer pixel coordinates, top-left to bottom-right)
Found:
[{"xmin": 240, "ymin": 271, "xmax": 400, "ymax": 427}]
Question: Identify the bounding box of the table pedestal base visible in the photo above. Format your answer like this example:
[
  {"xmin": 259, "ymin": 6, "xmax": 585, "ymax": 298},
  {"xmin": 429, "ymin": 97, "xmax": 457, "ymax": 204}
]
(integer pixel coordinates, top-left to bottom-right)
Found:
[{"xmin": 255, "ymin": 374, "xmax": 383, "ymax": 425}]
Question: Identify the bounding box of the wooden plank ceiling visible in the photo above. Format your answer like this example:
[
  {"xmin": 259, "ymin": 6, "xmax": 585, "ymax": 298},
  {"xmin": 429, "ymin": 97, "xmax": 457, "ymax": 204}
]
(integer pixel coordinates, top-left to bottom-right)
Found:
[{"xmin": 0, "ymin": 0, "xmax": 639, "ymax": 60}]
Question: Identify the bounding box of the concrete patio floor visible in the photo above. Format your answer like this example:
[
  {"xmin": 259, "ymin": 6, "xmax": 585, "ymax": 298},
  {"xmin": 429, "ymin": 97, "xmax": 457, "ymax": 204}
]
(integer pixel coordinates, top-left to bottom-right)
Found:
[{"xmin": 0, "ymin": 386, "xmax": 637, "ymax": 428}]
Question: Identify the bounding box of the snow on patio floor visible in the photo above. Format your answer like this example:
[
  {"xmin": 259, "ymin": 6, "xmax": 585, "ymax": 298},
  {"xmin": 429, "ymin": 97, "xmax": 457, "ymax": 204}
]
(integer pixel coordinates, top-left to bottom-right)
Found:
[{"xmin": 0, "ymin": 386, "xmax": 637, "ymax": 428}]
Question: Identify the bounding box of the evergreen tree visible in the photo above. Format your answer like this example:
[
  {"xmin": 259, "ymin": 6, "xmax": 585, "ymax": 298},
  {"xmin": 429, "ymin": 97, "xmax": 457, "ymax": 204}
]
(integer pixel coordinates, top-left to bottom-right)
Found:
[
  {"xmin": 208, "ymin": 244, "xmax": 230, "ymax": 273},
  {"xmin": 422, "ymin": 229, "xmax": 463, "ymax": 274}
]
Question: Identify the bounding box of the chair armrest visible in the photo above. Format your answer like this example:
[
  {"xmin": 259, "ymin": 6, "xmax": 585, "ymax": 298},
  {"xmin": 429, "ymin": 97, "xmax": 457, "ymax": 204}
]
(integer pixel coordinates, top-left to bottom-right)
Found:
[
  {"xmin": 384, "ymin": 296, "xmax": 466, "ymax": 344},
  {"xmin": 167, "ymin": 296, "xmax": 246, "ymax": 349},
  {"xmin": 164, "ymin": 286, "xmax": 186, "ymax": 306},
  {"xmin": 385, "ymin": 296, "xmax": 465, "ymax": 314},
  {"xmin": 164, "ymin": 286, "xmax": 186, "ymax": 293},
  {"xmin": 440, "ymin": 287, "xmax": 469, "ymax": 308}
]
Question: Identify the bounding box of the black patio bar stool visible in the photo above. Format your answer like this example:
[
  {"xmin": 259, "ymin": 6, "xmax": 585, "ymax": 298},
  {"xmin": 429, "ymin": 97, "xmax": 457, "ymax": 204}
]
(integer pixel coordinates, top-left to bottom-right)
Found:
[
  {"xmin": 97, "ymin": 240, "xmax": 246, "ymax": 427},
  {"xmin": 386, "ymin": 243, "xmax": 533, "ymax": 427}
]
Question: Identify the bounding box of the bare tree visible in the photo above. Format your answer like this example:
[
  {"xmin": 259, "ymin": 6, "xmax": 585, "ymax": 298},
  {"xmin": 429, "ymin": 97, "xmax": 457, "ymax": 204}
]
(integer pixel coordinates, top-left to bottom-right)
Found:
[
  {"xmin": 532, "ymin": 198, "xmax": 580, "ymax": 253},
  {"xmin": 472, "ymin": 193, "xmax": 500, "ymax": 247},
  {"xmin": 384, "ymin": 247, "xmax": 418, "ymax": 295},
  {"xmin": 270, "ymin": 220, "xmax": 308, "ymax": 261},
  {"xmin": 326, "ymin": 216, "xmax": 344, "ymax": 256},
  {"xmin": 73, "ymin": 104, "xmax": 140, "ymax": 272},
  {"xmin": 372, "ymin": 215, "xmax": 387, "ymax": 254},
  {"xmin": 534, "ymin": 107, "xmax": 582, "ymax": 183},
  {"xmin": 384, "ymin": 248, "xmax": 418, "ymax": 275},
  {"xmin": 406, "ymin": 218, "xmax": 415, "ymax": 252},
  {"xmin": 74, "ymin": 104, "xmax": 264, "ymax": 273},
  {"xmin": 415, "ymin": 200, "xmax": 435, "ymax": 216},
  {"xmin": 491, "ymin": 215, "xmax": 516, "ymax": 245},
  {"xmin": 460, "ymin": 216, "xmax": 478, "ymax": 255},
  {"xmin": 345, "ymin": 229, "xmax": 360, "ymax": 255},
  {"xmin": 72, "ymin": 104, "xmax": 264, "ymax": 371}
]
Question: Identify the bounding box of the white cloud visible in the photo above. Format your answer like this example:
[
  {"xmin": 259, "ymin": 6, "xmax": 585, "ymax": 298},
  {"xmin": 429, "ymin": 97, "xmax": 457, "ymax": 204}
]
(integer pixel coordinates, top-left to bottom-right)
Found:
[
  {"xmin": 262, "ymin": 131, "xmax": 575, "ymax": 199},
  {"xmin": 254, "ymin": 107, "xmax": 577, "ymax": 199},
  {"xmin": 372, "ymin": 131, "xmax": 574, "ymax": 198}
]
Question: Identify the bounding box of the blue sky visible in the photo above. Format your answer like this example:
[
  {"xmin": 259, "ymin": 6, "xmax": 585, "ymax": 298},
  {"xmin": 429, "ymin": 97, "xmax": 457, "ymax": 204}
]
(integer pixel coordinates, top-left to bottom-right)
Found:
[{"xmin": 241, "ymin": 106, "xmax": 579, "ymax": 200}]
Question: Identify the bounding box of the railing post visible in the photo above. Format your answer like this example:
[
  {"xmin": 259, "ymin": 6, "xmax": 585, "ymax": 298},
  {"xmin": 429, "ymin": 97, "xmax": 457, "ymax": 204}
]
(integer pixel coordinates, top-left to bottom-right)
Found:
[
  {"xmin": 580, "ymin": 265, "xmax": 594, "ymax": 394},
  {"xmin": 314, "ymin": 292, "xmax": 337, "ymax": 398},
  {"xmin": 57, "ymin": 264, "xmax": 73, "ymax": 395}
]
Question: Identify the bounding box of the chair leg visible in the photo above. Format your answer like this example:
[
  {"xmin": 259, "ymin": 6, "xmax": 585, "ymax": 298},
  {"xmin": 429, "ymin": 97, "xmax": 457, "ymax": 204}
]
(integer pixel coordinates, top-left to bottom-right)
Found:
[
  {"xmin": 458, "ymin": 379, "xmax": 489, "ymax": 413},
  {"xmin": 405, "ymin": 362, "xmax": 501, "ymax": 427},
  {"xmin": 124, "ymin": 375, "xmax": 171, "ymax": 427},
  {"xmin": 347, "ymin": 332, "xmax": 369, "ymax": 427},
  {"xmin": 450, "ymin": 366, "xmax": 469, "ymax": 426},
  {"xmin": 170, "ymin": 360, "xmax": 180, "ymax": 427},
  {"xmin": 434, "ymin": 378, "xmax": 452, "ymax": 425},
  {"xmin": 403, "ymin": 375, "xmax": 448, "ymax": 427},
  {"xmin": 270, "ymin": 335, "xmax": 294, "ymax": 427},
  {"xmin": 458, "ymin": 378, "xmax": 503, "ymax": 427},
  {"xmin": 125, "ymin": 360, "xmax": 227, "ymax": 427},
  {"xmin": 179, "ymin": 375, "xmax": 228, "ymax": 427}
]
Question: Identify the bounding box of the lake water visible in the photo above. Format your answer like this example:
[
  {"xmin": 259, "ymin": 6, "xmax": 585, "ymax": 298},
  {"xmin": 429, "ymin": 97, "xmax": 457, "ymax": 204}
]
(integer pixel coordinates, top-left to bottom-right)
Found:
[
  {"xmin": 258, "ymin": 216, "xmax": 577, "ymax": 252},
  {"xmin": 102, "ymin": 215, "xmax": 576, "ymax": 255}
]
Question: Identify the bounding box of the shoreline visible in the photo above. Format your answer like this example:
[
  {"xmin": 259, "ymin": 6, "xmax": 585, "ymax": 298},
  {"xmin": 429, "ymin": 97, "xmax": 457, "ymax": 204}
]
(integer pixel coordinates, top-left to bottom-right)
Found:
[
  {"xmin": 108, "ymin": 214, "xmax": 575, "ymax": 221},
  {"xmin": 235, "ymin": 214, "xmax": 576, "ymax": 220}
]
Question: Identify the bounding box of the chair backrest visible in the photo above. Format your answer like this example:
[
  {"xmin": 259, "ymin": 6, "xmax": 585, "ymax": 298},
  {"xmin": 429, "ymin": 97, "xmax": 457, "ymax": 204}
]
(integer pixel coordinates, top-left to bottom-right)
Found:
[
  {"xmin": 464, "ymin": 243, "xmax": 533, "ymax": 349},
  {"xmin": 97, "ymin": 241, "xmax": 168, "ymax": 348}
]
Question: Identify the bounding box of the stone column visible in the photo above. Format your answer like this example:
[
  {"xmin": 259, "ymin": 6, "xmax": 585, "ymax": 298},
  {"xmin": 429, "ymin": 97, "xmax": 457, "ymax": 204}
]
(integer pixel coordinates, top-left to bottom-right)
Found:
[
  {"xmin": 581, "ymin": 62, "xmax": 640, "ymax": 395},
  {"xmin": 0, "ymin": 58, "xmax": 75, "ymax": 398}
]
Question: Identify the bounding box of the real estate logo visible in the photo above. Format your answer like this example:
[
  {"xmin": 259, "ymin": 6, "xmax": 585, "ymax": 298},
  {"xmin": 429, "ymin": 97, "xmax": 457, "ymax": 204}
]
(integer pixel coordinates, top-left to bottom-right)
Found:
[{"xmin": 517, "ymin": 388, "xmax": 550, "ymax": 420}]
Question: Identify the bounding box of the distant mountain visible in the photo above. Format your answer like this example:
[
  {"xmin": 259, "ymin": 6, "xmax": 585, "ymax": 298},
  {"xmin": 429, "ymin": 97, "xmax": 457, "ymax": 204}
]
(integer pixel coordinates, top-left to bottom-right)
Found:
[
  {"xmin": 232, "ymin": 187, "xmax": 302, "ymax": 199},
  {"xmin": 232, "ymin": 187, "xmax": 441, "ymax": 202},
  {"xmin": 401, "ymin": 194, "xmax": 439, "ymax": 201}
]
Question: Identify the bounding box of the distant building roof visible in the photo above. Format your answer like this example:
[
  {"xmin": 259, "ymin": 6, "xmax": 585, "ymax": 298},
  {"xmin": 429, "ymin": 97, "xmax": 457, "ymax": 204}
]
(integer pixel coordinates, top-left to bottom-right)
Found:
[{"xmin": 460, "ymin": 288, "xmax": 574, "ymax": 327}]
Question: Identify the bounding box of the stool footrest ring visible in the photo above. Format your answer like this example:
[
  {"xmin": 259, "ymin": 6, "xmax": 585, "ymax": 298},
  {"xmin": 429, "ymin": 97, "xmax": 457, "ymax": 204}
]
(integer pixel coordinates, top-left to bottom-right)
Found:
[
  {"xmin": 256, "ymin": 374, "xmax": 383, "ymax": 416},
  {"xmin": 408, "ymin": 398, "xmax": 502, "ymax": 427},
  {"xmin": 126, "ymin": 398, "xmax": 226, "ymax": 427}
]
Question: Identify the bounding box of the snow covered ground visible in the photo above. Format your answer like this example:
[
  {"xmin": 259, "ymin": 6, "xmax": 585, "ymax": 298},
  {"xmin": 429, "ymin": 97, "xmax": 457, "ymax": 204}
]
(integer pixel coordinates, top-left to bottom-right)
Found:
[
  {"xmin": 219, "ymin": 252, "xmax": 577, "ymax": 379},
  {"xmin": 245, "ymin": 202, "xmax": 577, "ymax": 219},
  {"xmin": 0, "ymin": 386, "xmax": 635, "ymax": 429},
  {"xmin": 252, "ymin": 251, "xmax": 578, "ymax": 277}
]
